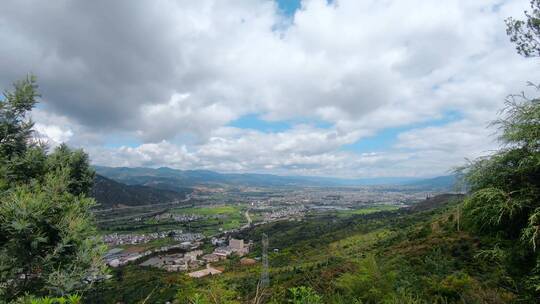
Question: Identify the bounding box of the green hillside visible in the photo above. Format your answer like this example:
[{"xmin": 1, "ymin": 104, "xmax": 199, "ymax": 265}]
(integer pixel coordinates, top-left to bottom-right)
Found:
[
  {"xmin": 86, "ymin": 194, "xmax": 536, "ymax": 303},
  {"xmin": 90, "ymin": 174, "xmax": 192, "ymax": 209}
]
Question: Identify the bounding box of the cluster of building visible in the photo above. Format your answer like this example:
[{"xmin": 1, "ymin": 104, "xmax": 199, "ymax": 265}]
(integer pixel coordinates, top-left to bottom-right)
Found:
[
  {"xmin": 140, "ymin": 250, "xmax": 204, "ymax": 272},
  {"xmin": 200, "ymin": 238, "xmax": 251, "ymax": 264},
  {"xmin": 263, "ymin": 205, "xmax": 307, "ymax": 221},
  {"xmin": 102, "ymin": 231, "xmax": 176, "ymax": 246},
  {"xmin": 135, "ymin": 238, "xmax": 251, "ymax": 278},
  {"xmin": 154, "ymin": 213, "xmax": 203, "ymax": 222},
  {"xmin": 105, "ymin": 248, "xmax": 151, "ymax": 268},
  {"xmin": 103, "ymin": 230, "xmax": 204, "ymax": 246},
  {"xmin": 210, "ymin": 236, "xmax": 227, "ymax": 246},
  {"xmin": 173, "ymin": 232, "xmax": 204, "ymax": 242},
  {"xmin": 104, "ymin": 241, "xmax": 200, "ymax": 268},
  {"xmin": 238, "ymin": 187, "xmax": 436, "ymax": 213}
]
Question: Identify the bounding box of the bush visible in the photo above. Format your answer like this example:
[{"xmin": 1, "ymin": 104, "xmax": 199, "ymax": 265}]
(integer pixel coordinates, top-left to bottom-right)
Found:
[{"xmin": 287, "ymin": 286, "xmax": 322, "ymax": 304}]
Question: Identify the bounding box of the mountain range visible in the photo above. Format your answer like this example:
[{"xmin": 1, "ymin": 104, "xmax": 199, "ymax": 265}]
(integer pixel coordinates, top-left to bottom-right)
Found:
[
  {"xmin": 94, "ymin": 165, "xmax": 458, "ymax": 189},
  {"xmin": 90, "ymin": 166, "xmax": 458, "ymax": 209}
]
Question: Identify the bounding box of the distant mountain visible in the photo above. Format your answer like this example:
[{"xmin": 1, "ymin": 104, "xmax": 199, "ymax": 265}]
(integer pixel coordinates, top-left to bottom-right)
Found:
[
  {"xmin": 404, "ymin": 175, "xmax": 459, "ymax": 191},
  {"xmin": 297, "ymin": 176, "xmax": 425, "ymax": 186},
  {"xmin": 94, "ymin": 166, "xmax": 452, "ymax": 188},
  {"xmin": 90, "ymin": 174, "xmax": 191, "ymax": 209},
  {"xmin": 94, "ymin": 166, "xmax": 226, "ymax": 190}
]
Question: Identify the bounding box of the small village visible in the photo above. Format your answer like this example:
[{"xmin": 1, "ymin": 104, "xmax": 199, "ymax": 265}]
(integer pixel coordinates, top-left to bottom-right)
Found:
[
  {"xmin": 140, "ymin": 238, "xmax": 252, "ymax": 278},
  {"xmin": 153, "ymin": 212, "xmax": 203, "ymax": 222},
  {"xmin": 262, "ymin": 205, "xmax": 307, "ymax": 221},
  {"xmin": 102, "ymin": 230, "xmax": 203, "ymax": 246},
  {"xmin": 104, "ymin": 235, "xmax": 252, "ymax": 279}
]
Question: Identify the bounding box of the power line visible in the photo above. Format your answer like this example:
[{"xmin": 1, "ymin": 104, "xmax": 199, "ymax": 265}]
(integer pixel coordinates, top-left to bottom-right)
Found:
[{"xmin": 260, "ymin": 233, "xmax": 269, "ymax": 288}]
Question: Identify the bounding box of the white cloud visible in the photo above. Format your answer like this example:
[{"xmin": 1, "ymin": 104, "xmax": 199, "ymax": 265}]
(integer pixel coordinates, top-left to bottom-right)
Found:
[
  {"xmin": 33, "ymin": 124, "xmax": 73, "ymax": 147},
  {"xmin": 1, "ymin": 0, "xmax": 538, "ymax": 177}
]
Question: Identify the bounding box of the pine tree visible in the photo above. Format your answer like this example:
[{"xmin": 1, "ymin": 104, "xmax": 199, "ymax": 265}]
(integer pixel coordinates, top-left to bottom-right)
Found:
[{"xmin": 0, "ymin": 77, "xmax": 105, "ymax": 302}]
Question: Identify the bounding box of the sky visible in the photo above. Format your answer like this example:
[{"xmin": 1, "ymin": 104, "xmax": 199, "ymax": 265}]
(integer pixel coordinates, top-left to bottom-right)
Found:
[{"xmin": 0, "ymin": 0, "xmax": 539, "ymax": 178}]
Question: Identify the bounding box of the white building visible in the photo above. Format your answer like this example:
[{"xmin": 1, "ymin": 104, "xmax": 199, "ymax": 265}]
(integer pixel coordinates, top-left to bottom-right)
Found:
[
  {"xmin": 188, "ymin": 264, "xmax": 222, "ymax": 278},
  {"xmin": 185, "ymin": 250, "xmax": 203, "ymax": 261}
]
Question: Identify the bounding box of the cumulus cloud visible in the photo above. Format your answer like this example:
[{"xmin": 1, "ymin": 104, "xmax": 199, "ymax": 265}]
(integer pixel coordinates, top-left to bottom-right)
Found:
[{"xmin": 1, "ymin": 0, "xmax": 538, "ymax": 177}]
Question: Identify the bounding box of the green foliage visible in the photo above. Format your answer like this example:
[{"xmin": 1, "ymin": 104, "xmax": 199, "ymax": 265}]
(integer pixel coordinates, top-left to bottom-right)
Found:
[
  {"xmin": 336, "ymin": 255, "xmax": 396, "ymax": 303},
  {"xmin": 506, "ymin": 0, "xmax": 540, "ymax": 57},
  {"xmin": 0, "ymin": 76, "xmax": 46, "ymax": 188},
  {"xmin": 0, "ymin": 76, "xmax": 39, "ymax": 158},
  {"xmin": 335, "ymin": 255, "xmax": 399, "ymax": 303},
  {"xmin": 0, "ymin": 158, "xmax": 106, "ymax": 302},
  {"xmin": 46, "ymin": 144, "xmax": 95, "ymax": 196},
  {"xmin": 431, "ymin": 272, "xmax": 475, "ymax": 301},
  {"xmin": 456, "ymin": 19, "xmax": 540, "ymax": 294},
  {"xmin": 186, "ymin": 279, "xmax": 239, "ymax": 304},
  {"xmin": 188, "ymin": 293, "xmax": 210, "ymax": 304},
  {"xmin": 462, "ymin": 188, "xmax": 521, "ymax": 234},
  {"xmin": 13, "ymin": 294, "xmax": 81, "ymax": 304},
  {"xmin": 0, "ymin": 78, "xmax": 105, "ymax": 302},
  {"xmin": 175, "ymin": 275, "xmax": 199, "ymax": 304},
  {"xmin": 464, "ymin": 95, "xmax": 539, "ymax": 216},
  {"xmin": 287, "ymin": 286, "xmax": 322, "ymax": 304},
  {"xmin": 474, "ymin": 244, "xmax": 507, "ymax": 265},
  {"xmin": 522, "ymin": 207, "xmax": 540, "ymax": 250}
]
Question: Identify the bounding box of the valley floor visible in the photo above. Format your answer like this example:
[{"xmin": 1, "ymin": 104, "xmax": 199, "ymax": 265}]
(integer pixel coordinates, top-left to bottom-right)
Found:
[{"xmin": 85, "ymin": 194, "xmax": 535, "ymax": 303}]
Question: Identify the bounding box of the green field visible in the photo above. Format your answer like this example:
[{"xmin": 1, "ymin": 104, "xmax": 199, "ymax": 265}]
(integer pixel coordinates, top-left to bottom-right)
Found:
[
  {"xmin": 340, "ymin": 204, "xmax": 400, "ymax": 215},
  {"xmin": 96, "ymin": 204, "xmax": 250, "ymax": 235},
  {"xmin": 170, "ymin": 204, "xmax": 248, "ymax": 235},
  {"xmin": 172, "ymin": 205, "xmax": 242, "ymax": 215},
  {"xmin": 336, "ymin": 205, "xmax": 400, "ymax": 217}
]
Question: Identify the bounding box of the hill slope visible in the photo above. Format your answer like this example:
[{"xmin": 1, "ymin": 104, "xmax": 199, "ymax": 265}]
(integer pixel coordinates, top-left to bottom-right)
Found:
[
  {"xmin": 90, "ymin": 175, "xmax": 191, "ymax": 209},
  {"xmin": 408, "ymin": 193, "xmax": 465, "ymax": 212},
  {"xmin": 87, "ymin": 194, "xmax": 533, "ymax": 303},
  {"xmin": 405, "ymin": 174, "xmax": 458, "ymax": 191}
]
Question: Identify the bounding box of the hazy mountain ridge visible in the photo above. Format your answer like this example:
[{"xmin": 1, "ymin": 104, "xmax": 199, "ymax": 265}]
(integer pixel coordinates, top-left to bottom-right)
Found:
[
  {"xmin": 94, "ymin": 165, "xmax": 457, "ymax": 189},
  {"xmin": 403, "ymin": 174, "xmax": 458, "ymax": 190}
]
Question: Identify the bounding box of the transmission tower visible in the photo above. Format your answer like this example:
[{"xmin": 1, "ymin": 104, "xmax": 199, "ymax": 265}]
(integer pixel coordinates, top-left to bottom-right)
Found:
[{"xmin": 260, "ymin": 233, "xmax": 269, "ymax": 287}]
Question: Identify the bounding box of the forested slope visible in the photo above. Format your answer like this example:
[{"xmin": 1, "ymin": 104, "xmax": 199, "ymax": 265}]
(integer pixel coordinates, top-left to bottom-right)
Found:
[{"xmin": 90, "ymin": 174, "xmax": 191, "ymax": 209}]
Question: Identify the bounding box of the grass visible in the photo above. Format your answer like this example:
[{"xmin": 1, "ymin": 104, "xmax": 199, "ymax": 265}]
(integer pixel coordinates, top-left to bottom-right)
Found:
[
  {"xmin": 329, "ymin": 229, "xmax": 393, "ymax": 258},
  {"xmin": 340, "ymin": 205, "xmax": 399, "ymax": 216},
  {"xmin": 171, "ymin": 204, "xmax": 247, "ymax": 235},
  {"xmin": 172, "ymin": 205, "xmax": 242, "ymax": 215},
  {"xmin": 99, "ymin": 204, "xmax": 250, "ymax": 235}
]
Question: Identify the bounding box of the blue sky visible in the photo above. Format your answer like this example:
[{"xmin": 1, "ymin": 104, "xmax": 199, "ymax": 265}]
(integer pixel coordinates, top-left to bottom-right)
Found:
[
  {"xmin": 229, "ymin": 114, "xmax": 292, "ymax": 132},
  {"xmin": 229, "ymin": 114, "xmax": 333, "ymax": 132},
  {"xmin": 276, "ymin": 0, "xmax": 302, "ymax": 16},
  {"xmin": 342, "ymin": 111, "xmax": 464, "ymax": 152},
  {"xmin": 228, "ymin": 109, "xmax": 464, "ymax": 153}
]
